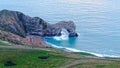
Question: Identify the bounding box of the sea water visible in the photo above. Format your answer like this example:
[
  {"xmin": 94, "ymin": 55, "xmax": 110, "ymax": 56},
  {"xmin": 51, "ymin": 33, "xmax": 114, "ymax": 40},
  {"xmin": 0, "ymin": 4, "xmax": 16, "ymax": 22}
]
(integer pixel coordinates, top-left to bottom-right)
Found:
[{"xmin": 0, "ymin": 0, "xmax": 120, "ymax": 57}]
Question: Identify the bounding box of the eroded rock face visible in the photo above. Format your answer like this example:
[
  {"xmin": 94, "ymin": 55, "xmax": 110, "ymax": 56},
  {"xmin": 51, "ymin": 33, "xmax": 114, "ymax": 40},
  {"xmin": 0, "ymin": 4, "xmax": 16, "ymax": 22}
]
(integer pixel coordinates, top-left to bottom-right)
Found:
[
  {"xmin": 0, "ymin": 9, "xmax": 47, "ymax": 37},
  {"xmin": 43, "ymin": 24, "xmax": 62, "ymax": 36},
  {"xmin": 0, "ymin": 30, "xmax": 46, "ymax": 46},
  {"xmin": 0, "ymin": 9, "xmax": 78, "ymax": 46},
  {"xmin": 56, "ymin": 21, "xmax": 78, "ymax": 37},
  {"xmin": 43, "ymin": 21, "xmax": 78, "ymax": 37}
]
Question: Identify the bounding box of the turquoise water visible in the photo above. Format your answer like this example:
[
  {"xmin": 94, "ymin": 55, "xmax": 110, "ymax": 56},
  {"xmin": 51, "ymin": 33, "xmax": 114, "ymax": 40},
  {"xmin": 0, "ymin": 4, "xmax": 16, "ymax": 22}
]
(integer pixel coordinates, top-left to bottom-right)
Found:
[{"xmin": 1, "ymin": 0, "xmax": 120, "ymax": 57}]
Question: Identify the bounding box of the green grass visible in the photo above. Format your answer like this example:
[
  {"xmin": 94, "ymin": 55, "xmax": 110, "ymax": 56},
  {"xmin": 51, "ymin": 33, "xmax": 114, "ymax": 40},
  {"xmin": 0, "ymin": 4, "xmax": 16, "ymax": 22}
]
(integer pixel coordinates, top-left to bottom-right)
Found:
[
  {"xmin": 0, "ymin": 43, "xmax": 120, "ymax": 68},
  {"xmin": 0, "ymin": 48, "xmax": 75, "ymax": 68},
  {"xmin": 74, "ymin": 62, "xmax": 120, "ymax": 68},
  {"xmin": 73, "ymin": 52, "xmax": 95, "ymax": 56},
  {"xmin": 0, "ymin": 42, "xmax": 8, "ymax": 46}
]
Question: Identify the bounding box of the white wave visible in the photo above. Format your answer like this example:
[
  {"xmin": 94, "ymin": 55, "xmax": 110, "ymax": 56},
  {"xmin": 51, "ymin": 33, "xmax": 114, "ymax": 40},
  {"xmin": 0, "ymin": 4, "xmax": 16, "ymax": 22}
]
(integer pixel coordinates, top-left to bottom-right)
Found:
[
  {"xmin": 101, "ymin": 54, "xmax": 120, "ymax": 58},
  {"xmin": 45, "ymin": 41, "xmax": 103, "ymax": 57},
  {"xmin": 53, "ymin": 31, "xmax": 68, "ymax": 41},
  {"xmin": 77, "ymin": 33, "xmax": 80, "ymax": 36},
  {"xmin": 65, "ymin": 48, "xmax": 120, "ymax": 58},
  {"xmin": 65, "ymin": 48, "xmax": 104, "ymax": 57},
  {"xmin": 45, "ymin": 41, "xmax": 120, "ymax": 58}
]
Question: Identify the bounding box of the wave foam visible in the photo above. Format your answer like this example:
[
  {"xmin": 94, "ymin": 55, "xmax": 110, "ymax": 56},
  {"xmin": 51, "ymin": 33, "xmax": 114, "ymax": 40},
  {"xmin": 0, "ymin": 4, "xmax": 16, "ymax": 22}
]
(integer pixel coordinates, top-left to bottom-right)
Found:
[
  {"xmin": 53, "ymin": 31, "xmax": 68, "ymax": 41},
  {"xmin": 45, "ymin": 39, "xmax": 120, "ymax": 58}
]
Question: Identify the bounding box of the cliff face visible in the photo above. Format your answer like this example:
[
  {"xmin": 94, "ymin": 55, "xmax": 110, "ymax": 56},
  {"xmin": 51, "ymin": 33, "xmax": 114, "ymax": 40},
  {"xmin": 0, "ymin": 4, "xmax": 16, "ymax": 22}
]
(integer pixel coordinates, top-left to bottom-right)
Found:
[
  {"xmin": 0, "ymin": 10, "xmax": 26, "ymax": 37},
  {"xmin": 56, "ymin": 21, "xmax": 78, "ymax": 37},
  {"xmin": 43, "ymin": 21, "xmax": 78, "ymax": 37},
  {"xmin": 0, "ymin": 30, "xmax": 46, "ymax": 46},
  {"xmin": 0, "ymin": 10, "xmax": 47, "ymax": 37},
  {"xmin": 0, "ymin": 9, "xmax": 78, "ymax": 46}
]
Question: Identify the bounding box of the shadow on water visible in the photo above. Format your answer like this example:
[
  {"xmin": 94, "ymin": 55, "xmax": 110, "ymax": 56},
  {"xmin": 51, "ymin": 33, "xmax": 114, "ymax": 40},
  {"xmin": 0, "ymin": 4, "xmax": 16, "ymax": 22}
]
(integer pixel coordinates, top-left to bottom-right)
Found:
[{"xmin": 68, "ymin": 37, "xmax": 77, "ymax": 45}]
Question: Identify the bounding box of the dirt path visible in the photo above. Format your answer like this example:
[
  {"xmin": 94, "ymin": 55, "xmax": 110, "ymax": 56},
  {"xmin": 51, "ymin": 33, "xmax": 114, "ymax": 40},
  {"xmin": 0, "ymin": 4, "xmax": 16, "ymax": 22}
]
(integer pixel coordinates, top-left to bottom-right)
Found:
[
  {"xmin": 60, "ymin": 58, "xmax": 112, "ymax": 68},
  {"xmin": 0, "ymin": 45, "xmax": 51, "ymax": 51}
]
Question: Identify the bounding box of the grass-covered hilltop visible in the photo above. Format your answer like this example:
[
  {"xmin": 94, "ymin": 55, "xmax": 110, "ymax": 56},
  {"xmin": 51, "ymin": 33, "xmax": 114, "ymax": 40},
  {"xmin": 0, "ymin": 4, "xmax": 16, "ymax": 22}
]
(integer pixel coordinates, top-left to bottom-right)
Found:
[
  {"xmin": 0, "ymin": 10, "xmax": 120, "ymax": 68},
  {"xmin": 0, "ymin": 41, "xmax": 120, "ymax": 68}
]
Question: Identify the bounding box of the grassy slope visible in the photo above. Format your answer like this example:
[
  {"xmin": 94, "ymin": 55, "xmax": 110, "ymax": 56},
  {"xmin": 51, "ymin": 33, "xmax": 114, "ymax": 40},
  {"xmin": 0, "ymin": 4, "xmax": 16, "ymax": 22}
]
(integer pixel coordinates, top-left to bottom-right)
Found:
[
  {"xmin": 0, "ymin": 49, "xmax": 75, "ymax": 68},
  {"xmin": 0, "ymin": 42, "xmax": 120, "ymax": 68},
  {"xmin": 0, "ymin": 41, "xmax": 8, "ymax": 46}
]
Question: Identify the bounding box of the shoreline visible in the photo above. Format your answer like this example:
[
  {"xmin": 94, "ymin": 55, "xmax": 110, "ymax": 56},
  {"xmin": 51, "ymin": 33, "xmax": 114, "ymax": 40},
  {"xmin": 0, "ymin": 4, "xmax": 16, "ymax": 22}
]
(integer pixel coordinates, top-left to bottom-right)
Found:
[
  {"xmin": 45, "ymin": 41, "xmax": 120, "ymax": 58},
  {"xmin": 1, "ymin": 37, "xmax": 120, "ymax": 58}
]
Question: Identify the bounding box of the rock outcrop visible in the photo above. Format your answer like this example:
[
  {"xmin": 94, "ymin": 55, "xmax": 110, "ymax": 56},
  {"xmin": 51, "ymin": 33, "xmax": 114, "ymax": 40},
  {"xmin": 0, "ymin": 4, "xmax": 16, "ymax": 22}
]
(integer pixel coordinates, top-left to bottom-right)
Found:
[
  {"xmin": 0, "ymin": 9, "xmax": 78, "ymax": 46},
  {"xmin": 0, "ymin": 9, "xmax": 47, "ymax": 37},
  {"xmin": 43, "ymin": 21, "xmax": 78, "ymax": 37},
  {"xmin": 0, "ymin": 30, "xmax": 46, "ymax": 46},
  {"xmin": 56, "ymin": 21, "xmax": 78, "ymax": 37}
]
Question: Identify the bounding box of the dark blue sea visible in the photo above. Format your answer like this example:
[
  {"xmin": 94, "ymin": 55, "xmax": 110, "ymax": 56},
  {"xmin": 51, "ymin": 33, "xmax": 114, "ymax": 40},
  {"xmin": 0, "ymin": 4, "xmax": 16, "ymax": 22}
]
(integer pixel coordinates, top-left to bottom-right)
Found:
[{"xmin": 1, "ymin": 0, "xmax": 120, "ymax": 57}]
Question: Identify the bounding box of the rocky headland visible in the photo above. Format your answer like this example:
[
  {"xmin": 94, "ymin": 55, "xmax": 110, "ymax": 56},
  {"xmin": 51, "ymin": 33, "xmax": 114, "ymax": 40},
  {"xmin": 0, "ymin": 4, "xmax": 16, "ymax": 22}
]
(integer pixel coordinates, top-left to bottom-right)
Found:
[{"xmin": 0, "ymin": 9, "xmax": 78, "ymax": 46}]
